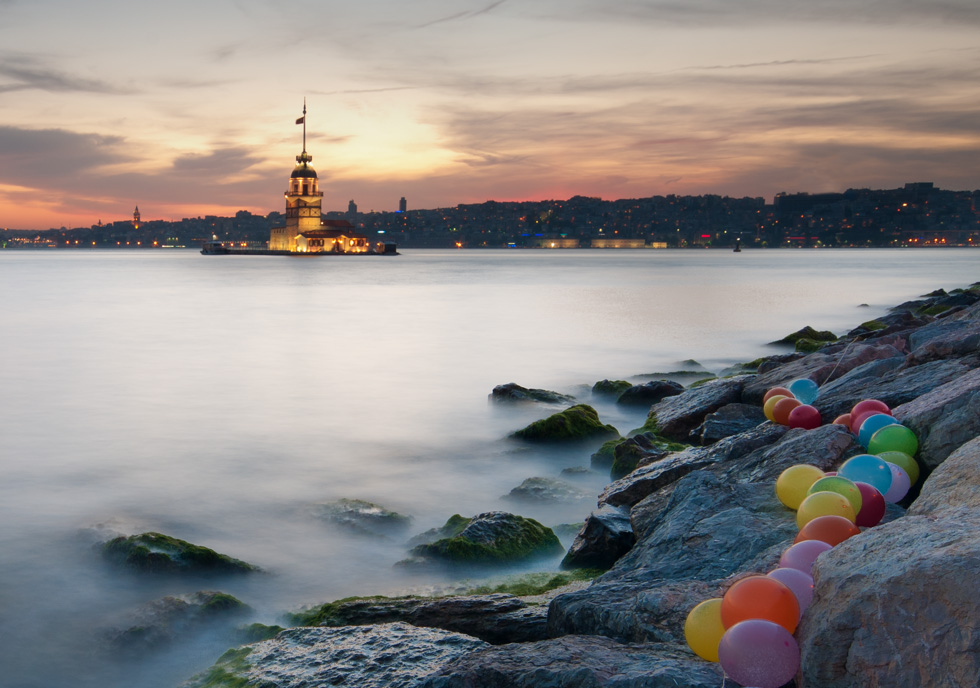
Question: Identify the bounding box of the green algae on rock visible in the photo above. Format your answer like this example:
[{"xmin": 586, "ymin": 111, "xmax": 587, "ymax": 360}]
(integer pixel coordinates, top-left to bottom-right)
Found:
[
  {"xmin": 511, "ymin": 404, "xmax": 618, "ymax": 442},
  {"xmin": 102, "ymin": 532, "xmax": 259, "ymax": 574},
  {"xmin": 591, "ymin": 379, "xmax": 633, "ymax": 397},
  {"xmin": 770, "ymin": 325, "xmax": 837, "ymax": 346},
  {"xmin": 405, "ymin": 512, "xmax": 564, "ymax": 566}
]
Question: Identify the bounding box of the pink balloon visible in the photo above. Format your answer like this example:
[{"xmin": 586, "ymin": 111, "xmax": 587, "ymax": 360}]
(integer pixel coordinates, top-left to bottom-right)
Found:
[
  {"xmin": 718, "ymin": 619, "xmax": 800, "ymax": 688},
  {"xmin": 767, "ymin": 567, "xmax": 814, "ymax": 617},
  {"xmin": 779, "ymin": 539, "xmax": 832, "ymax": 574},
  {"xmin": 854, "ymin": 480, "xmax": 886, "ymax": 527},
  {"xmin": 883, "ymin": 463, "xmax": 911, "ymax": 503}
]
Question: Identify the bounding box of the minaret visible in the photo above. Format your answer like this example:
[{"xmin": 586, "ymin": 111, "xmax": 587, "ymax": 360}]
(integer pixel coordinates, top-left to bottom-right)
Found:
[
  {"xmin": 273, "ymin": 100, "xmax": 323, "ymax": 251},
  {"xmin": 133, "ymin": 206, "xmax": 141, "ymax": 229}
]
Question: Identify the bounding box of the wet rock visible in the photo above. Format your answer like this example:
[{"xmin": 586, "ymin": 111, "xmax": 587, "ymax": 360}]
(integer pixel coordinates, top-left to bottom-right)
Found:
[
  {"xmin": 182, "ymin": 622, "xmax": 487, "ymax": 688},
  {"xmin": 404, "ymin": 512, "xmax": 563, "ymax": 566},
  {"xmin": 911, "ymin": 434, "xmax": 980, "ymax": 514},
  {"xmin": 419, "ymin": 635, "xmax": 723, "ymax": 688},
  {"xmin": 315, "ymin": 498, "xmax": 412, "ymax": 537},
  {"xmin": 905, "ymin": 318, "xmax": 980, "ymax": 364},
  {"xmin": 489, "ymin": 383, "xmax": 575, "ymax": 405},
  {"xmin": 846, "ymin": 310, "xmax": 930, "ymax": 339},
  {"xmin": 770, "ymin": 325, "xmax": 837, "ymax": 346},
  {"xmin": 610, "ymin": 434, "xmax": 670, "ymax": 480},
  {"xmin": 591, "ymin": 379, "xmax": 633, "ymax": 398},
  {"xmin": 560, "ymin": 505, "xmax": 635, "ymax": 571},
  {"xmin": 691, "ymin": 402, "xmax": 766, "ymax": 445},
  {"xmin": 105, "ymin": 591, "xmax": 249, "ymax": 651},
  {"xmin": 615, "ymin": 380, "xmax": 684, "ymax": 406},
  {"xmin": 101, "ymin": 532, "xmax": 259, "ymax": 574},
  {"xmin": 511, "ymin": 404, "xmax": 619, "ymax": 443},
  {"xmin": 502, "ymin": 477, "xmax": 591, "ymax": 503},
  {"xmin": 642, "ymin": 376, "xmax": 747, "ymax": 442},
  {"xmin": 756, "ymin": 351, "xmax": 806, "ymax": 374},
  {"xmin": 289, "ymin": 594, "xmax": 547, "ymax": 645}
]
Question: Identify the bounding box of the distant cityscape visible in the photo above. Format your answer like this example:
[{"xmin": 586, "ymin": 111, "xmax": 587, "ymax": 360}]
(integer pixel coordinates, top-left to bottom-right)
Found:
[{"xmin": 3, "ymin": 182, "xmax": 978, "ymax": 250}]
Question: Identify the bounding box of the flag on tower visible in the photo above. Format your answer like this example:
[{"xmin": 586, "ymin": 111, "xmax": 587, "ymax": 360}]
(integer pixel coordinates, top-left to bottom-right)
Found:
[{"xmin": 295, "ymin": 116, "xmax": 305, "ymax": 125}]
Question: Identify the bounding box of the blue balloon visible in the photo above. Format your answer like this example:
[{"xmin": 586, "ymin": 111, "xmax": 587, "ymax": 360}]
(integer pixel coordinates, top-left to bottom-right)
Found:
[
  {"xmin": 789, "ymin": 378, "xmax": 819, "ymax": 405},
  {"xmin": 857, "ymin": 413, "xmax": 900, "ymax": 448},
  {"xmin": 839, "ymin": 454, "xmax": 893, "ymax": 495}
]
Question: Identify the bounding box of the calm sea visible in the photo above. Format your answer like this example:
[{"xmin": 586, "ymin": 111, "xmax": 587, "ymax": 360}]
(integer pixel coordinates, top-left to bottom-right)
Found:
[{"xmin": 1, "ymin": 247, "xmax": 976, "ymax": 687}]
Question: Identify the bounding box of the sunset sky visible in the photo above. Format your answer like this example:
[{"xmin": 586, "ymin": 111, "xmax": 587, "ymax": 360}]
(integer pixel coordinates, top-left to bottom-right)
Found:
[{"xmin": 1, "ymin": 0, "xmax": 978, "ymax": 229}]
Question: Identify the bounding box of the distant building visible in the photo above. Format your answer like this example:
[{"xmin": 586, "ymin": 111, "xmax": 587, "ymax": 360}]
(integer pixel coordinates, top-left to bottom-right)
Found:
[
  {"xmin": 348, "ymin": 199, "xmax": 358, "ymax": 215},
  {"xmin": 590, "ymin": 238, "xmax": 647, "ymax": 248},
  {"xmin": 133, "ymin": 206, "xmax": 141, "ymax": 230},
  {"xmin": 399, "ymin": 197, "xmax": 407, "ymax": 213}
]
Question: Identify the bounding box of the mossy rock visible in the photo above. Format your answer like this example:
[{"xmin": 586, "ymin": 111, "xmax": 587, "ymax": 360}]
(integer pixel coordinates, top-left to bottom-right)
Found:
[
  {"xmin": 102, "ymin": 532, "xmax": 259, "ymax": 574},
  {"xmin": 462, "ymin": 568, "xmax": 601, "ymax": 596},
  {"xmin": 315, "ymin": 498, "xmax": 413, "ymax": 537},
  {"xmin": 590, "ymin": 438, "xmax": 621, "ymax": 469},
  {"xmin": 510, "ymin": 404, "xmax": 619, "ymax": 443},
  {"xmin": 408, "ymin": 513, "xmax": 471, "ymax": 547},
  {"xmin": 915, "ymin": 303, "xmax": 952, "ymax": 317},
  {"xmin": 771, "ymin": 325, "xmax": 837, "ymax": 345},
  {"xmin": 405, "ymin": 512, "xmax": 563, "ymax": 566},
  {"xmin": 287, "ymin": 595, "xmax": 396, "ymax": 627},
  {"xmin": 859, "ymin": 319, "xmax": 887, "ymax": 331},
  {"xmin": 182, "ymin": 646, "xmax": 254, "ymax": 688},
  {"xmin": 233, "ymin": 623, "xmax": 284, "ymax": 643},
  {"xmin": 794, "ymin": 337, "xmax": 833, "ymax": 353},
  {"xmin": 591, "ymin": 379, "xmax": 632, "ymax": 397}
]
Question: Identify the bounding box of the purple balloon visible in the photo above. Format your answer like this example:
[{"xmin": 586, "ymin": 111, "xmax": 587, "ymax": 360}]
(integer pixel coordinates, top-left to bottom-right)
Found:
[
  {"xmin": 883, "ymin": 462, "xmax": 911, "ymax": 503},
  {"xmin": 718, "ymin": 619, "xmax": 800, "ymax": 688},
  {"xmin": 779, "ymin": 539, "xmax": 832, "ymax": 574},
  {"xmin": 768, "ymin": 567, "xmax": 815, "ymax": 617}
]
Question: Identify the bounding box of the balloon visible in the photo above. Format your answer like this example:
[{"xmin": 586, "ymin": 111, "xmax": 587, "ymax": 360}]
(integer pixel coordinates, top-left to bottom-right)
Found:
[
  {"xmin": 795, "ymin": 514, "xmax": 862, "ymax": 546},
  {"xmin": 878, "ymin": 450, "xmax": 920, "ymax": 485},
  {"xmin": 718, "ymin": 620, "xmax": 800, "ymax": 688},
  {"xmin": 883, "ymin": 463, "xmax": 911, "ymax": 503},
  {"xmin": 763, "ymin": 387, "xmax": 793, "ymax": 403},
  {"xmin": 806, "ymin": 476, "xmax": 862, "ymax": 514},
  {"xmin": 868, "ymin": 424, "xmax": 919, "ymax": 457},
  {"xmin": 763, "ymin": 395, "xmax": 788, "ymax": 422},
  {"xmin": 767, "ymin": 567, "xmax": 814, "ymax": 616},
  {"xmin": 772, "ymin": 397, "xmax": 802, "ymax": 426},
  {"xmin": 851, "ymin": 398, "xmax": 891, "ymax": 420},
  {"xmin": 854, "ymin": 481, "xmax": 886, "ymax": 527},
  {"xmin": 858, "ymin": 413, "xmax": 900, "ymax": 448},
  {"xmin": 825, "ymin": 471, "xmax": 837, "ymax": 476},
  {"xmin": 796, "ymin": 490, "xmax": 857, "ymax": 528},
  {"xmin": 775, "ymin": 464, "xmax": 826, "ymax": 510},
  {"xmin": 832, "ymin": 413, "xmax": 851, "ymax": 427},
  {"xmin": 779, "ymin": 539, "xmax": 832, "ymax": 574},
  {"xmin": 788, "ymin": 378, "xmax": 819, "ymax": 405},
  {"xmin": 720, "ymin": 576, "xmax": 799, "ymax": 634},
  {"xmin": 684, "ymin": 598, "xmax": 725, "ymax": 662},
  {"xmin": 839, "ymin": 454, "xmax": 894, "ymax": 495},
  {"xmin": 850, "ymin": 410, "xmax": 878, "ymax": 434},
  {"xmin": 788, "ymin": 404, "xmax": 822, "ymax": 430}
]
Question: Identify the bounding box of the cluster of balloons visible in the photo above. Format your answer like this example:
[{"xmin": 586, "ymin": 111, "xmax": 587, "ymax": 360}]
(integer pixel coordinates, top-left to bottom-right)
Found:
[
  {"xmin": 763, "ymin": 378, "xmax": 822, "ymax": 430},
  {"xmin": 684, "ymin": 393, "xmax": 922, "ymax": 687}
]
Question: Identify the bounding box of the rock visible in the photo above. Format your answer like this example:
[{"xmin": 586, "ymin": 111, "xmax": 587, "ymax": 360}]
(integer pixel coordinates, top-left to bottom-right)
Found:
[
  {"xmin": 591, "ymin": 379, "xmax": 633, "ymax": 397},
  {"xmin": 559, "ymin": 466, "xmax": 594, "ymax": 479},
  {"xmin": 642, "ymin": 376, "xmax": 747, "ymax": 442},
  {"xmin": 489, "ymin": 383, "xmax": 575, "ymax": 405},
  {"xmin": 846, "ymin": 310, "xmax": 930, "ymax": 339},
  {"xmin": 182, "ymin": 623, "xmax": 488, "ymax": 688},
  {"xmin": 418, "ymin": 635, "xmax": 723, "ymax": 688},
  {"xmin": 910, "ymin": 434, "xmax": 980, "ymax": 514},
  {"xmin": 615, "ymin": 380, "xmax": 684, "ymax": 406},
  {"xmin": 502, "ymin": 477, "xmax": 591, "ymax": 503},
  {"xmin": 770, "ymin": 325, "xmax": 837, "ymax": 345},
  {"xmin": 101, "ymin": 532, "xmax": 259, "ymax": 574},
  {"xmin": 610, "ymin": 434, "xmax": 670, "ymax": 480},
  {"xmin": 288, "ymin": 593, "xmax": 547, "ymax": 645},
  {"xmin": 756, "ymin": 352, "xmax": 805, "ymax": 374},
  {"xmin": 906, "ymin": 318, "xmax": 980, "ymax": 364},
  {"xmin": 105, "ymin": 591, "xmax": 249, "ymax": 651},
  {"xmin": 691, "ymin": 402, "xmax": 766, "ymax": 445},
  {"xmin": 893, "ymin": 366, "xmax": 980, "ymax": 470},
  {"xmin": 590, "ymin": 438, "xmax": 622, "ymax": 470},
  {"xmin": 315, "ymin": 498, "xmax": 413, "ymax": 537},
  {"xmin": 560, "ymin": 505, "xmax": 635, "ymax": 571},
  {"xmin": 511, "ymin": 404, "xmax": 619, "ymax": 443},
  {"xmin": 405, "ymin": 512, "xmax": 564, "ymax": 566}
]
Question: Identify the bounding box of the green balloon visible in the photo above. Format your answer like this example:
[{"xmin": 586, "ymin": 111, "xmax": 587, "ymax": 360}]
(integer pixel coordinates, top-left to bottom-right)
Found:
[
  {"xmin": 878, "ymin": 450, "xmax": 920, "ymax": 485},
  {"xmin": 806, "ymin": 476, "xmax": 863, "ymax": 515},
  {"xmin": 868, "ymin": 424, "xmax": 919, "ymax": 457}
]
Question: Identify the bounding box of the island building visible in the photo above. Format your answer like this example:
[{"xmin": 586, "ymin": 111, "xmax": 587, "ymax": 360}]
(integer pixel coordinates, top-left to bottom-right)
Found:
[{"xmin": 268, "ymin": 105, "xmax": 372, "ymax": 253}]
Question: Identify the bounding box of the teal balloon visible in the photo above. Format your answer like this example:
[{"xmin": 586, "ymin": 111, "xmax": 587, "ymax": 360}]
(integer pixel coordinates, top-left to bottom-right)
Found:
[
  {"xmin": 789, "ymin": 378, "xmax": 819, "ymax": 405},
  {"xmin": 839, "ymin": 454, "xmax": 893, "ymax": 495},
  {"xmin": 858, "ymin": 413, "xmax": 899, "ymax": 448},
  {"xmin": 868, "ymin": 424, "xmax": 919, "ymax": 457}
]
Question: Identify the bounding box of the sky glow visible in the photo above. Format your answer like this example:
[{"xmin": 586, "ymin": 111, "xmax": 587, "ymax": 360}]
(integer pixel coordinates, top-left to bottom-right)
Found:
[{"xmin": 1, "ymin": 0, "xmax": 978, "ymax": 229}]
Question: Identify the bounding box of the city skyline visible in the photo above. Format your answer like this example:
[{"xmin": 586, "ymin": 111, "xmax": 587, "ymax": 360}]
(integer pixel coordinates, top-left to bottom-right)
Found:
[{"xmin": 1, "ymin": 0, "xmax": 979, "ymax": 230}]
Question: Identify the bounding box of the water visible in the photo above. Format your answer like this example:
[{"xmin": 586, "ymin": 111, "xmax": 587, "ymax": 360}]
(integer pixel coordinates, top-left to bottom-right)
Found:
[{"xmin": 0, "ymin": 247, "xmax": 976, "ymax": 687}]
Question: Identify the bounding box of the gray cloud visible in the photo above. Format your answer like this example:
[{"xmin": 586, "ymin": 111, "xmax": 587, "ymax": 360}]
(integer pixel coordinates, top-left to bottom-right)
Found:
[
  {"xmin": 415, "ymin": 0, "xmax": 508, "ymax": 28},
  {"xmin": 172, "ymin": 147, "xmax": 263, "ymax": 175},
  {"xmin": 0, "ymin": 55, "xmax": 132, "ymax": 94},
  {"xmin": 0, "ymin": 126, "xmax": 131, "ymax": 179}
]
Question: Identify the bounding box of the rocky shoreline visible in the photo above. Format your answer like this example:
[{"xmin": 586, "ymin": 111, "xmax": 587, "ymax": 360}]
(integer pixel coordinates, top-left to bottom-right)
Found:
[{"xmin": 173, "ymin": 283, "xmax": 980, "ymax": 687}]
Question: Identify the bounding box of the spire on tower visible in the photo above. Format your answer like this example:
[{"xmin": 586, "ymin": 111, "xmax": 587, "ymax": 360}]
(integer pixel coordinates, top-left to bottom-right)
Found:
[{"xmin": 295, "ymin": 99, "xmax": 312, "ymax": 165}]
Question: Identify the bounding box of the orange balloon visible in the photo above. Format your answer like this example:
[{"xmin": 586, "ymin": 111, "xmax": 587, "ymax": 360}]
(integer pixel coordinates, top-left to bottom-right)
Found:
[
  {"xmin": 764, "ymin": 387, "xmax": 793, "ymax": 403},
  {"xmin": 794, "ymin": 514, "xmax": 862, "ymax": 546},
  {"xmin": 773, "ymin": 397, "xmax": 802, "ymax": 426},
  {"xmin": 720, "ymin": 575, "xmax": 799, "ymax": 634},
  {"xmin": 832, "ymin": 413, "xmax": 851, "ymax": 427},
  {"xmin": 763, "ymin": 395, "xmax": 788, "ymax": 422}
]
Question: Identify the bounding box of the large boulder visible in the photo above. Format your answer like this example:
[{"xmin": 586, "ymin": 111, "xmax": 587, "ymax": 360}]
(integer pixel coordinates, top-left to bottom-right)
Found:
[
  {"xmin": 642, "ymin": 377, "xmax": 747, "ymax": 442},
  {"xmin": 560, "ymin": 505, "xmax": 635, "ymax": 571},
  {"xmin": 906, "ymin": 318, "xmax": 980, "ymax": 364},
  {"xmin": 797, "ymin": 436, "xmax": 980, "ymax": 687},
  {"xmin": 691, "ymin": 402, "xmax": 766, "ymax": 445},
  {"xmin": 101, "ymin": 532, "xmax": 259, "ymax": 574},
  {"xmin": 591, "ymin": 379, "xmax": 633, "ymax": 398},
  {"xmin": 405, "ymin": 512, "xmax": 563, "ymax": 566},
  {"xmin": 315, "ymin": 498, "xmax": 413, "ymax": 537},
  {"xmin": 502, "ymin": 477, "xmax": 591, "ymax": 504},
  {"xmin": 610, "ymin": 435, "xmax": 670, "ymax": 480},
  {"xmin": 511, "ymin": 404, "xmax": 619, "ymax": 443},
  {"xmin": 182, "ymin": 623, "xmax": 487, "ymax": 688},
  {"xmin": 104, "ymin": 591, "xmax": 249, "ymax": 651},
  {"xmin": 489, "ymin": 383, "xmax": 575, "ymax": 405},
  {"xmin": 418, "ymin": 635, "xmax": 723, "ymax": 688},
  {"xmin": 615, "ymin": 380, "xmax": 684, "ymax": 406}
]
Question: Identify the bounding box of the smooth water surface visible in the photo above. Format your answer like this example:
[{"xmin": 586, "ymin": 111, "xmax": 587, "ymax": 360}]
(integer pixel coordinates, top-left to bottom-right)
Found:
[{"xmin": 0, "ymin": 248, "xmax": 976, "ymax": 687}]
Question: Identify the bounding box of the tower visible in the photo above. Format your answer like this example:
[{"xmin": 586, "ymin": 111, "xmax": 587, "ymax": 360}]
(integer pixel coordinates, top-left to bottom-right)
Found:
[
  {"xmin": 348, "ymin": 199, "xmax": 358, "ymax": 216},
  {"xmin": 269, "ymin": 101, "xmax": 324, "ymax": 251},
  {"xmin": 399, "ymin": 197, "xmax": 407, "ymax": 213},
  {"xmin": 133, "ymin": 206, "xmax": 141, "ymax": 229}
]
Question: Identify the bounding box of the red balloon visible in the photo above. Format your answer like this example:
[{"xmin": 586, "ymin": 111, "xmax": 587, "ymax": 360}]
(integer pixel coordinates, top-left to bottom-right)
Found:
[
  {"xmin": 764, "ymin": 387, "xmax": 793, "ymax": 403},
  {"xmin": 720, "ymin": 576, "xmax": 800, "ymax": 634},
  {"xmin": 850, "ymin": 410, "xmax": 877, "ymax": 434},
  {"xmin": 773, "ymin": 397, "xmax": 802, "ymax": 426},
  {"xmin": 788, "ymin": 404, "xmax": 822, "ymax": 430},
  {"xmin": 851, "ymin": 399, "xmax": 891, "ymax": 419},
  {"xmin": 854, "ymin": 481, "xmax": 886, "ymax": 527},
  {"xmin": 795, "ymin": 514, "xmax": 862, "ymax": 546},
  {"xmin": 832, "ymin": 413, "xmax": 851, "ymax": 427}
]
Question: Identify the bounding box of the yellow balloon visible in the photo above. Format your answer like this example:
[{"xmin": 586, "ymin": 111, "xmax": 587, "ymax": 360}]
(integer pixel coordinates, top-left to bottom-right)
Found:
[
  {"xmin": 797, "ymin": 491, "xmax": 857, "ymax": 528},
  {"xmin": 776, "ymin": 464, "xmax": 826, "ymax": 510},
  {"xmin": 684, "ymin": 598, "xmax": 725, "ymax": 662},
  {"xmin": 807, "ymin": 476, "xmax": 863, "ymax": 516},
  {"xmin": 764, "ymin": 395, "xmax": 788, "ymax": 422},
  {"xmin": 878, "ymin": 450, "xmax": 920, "ymax": 485}
]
